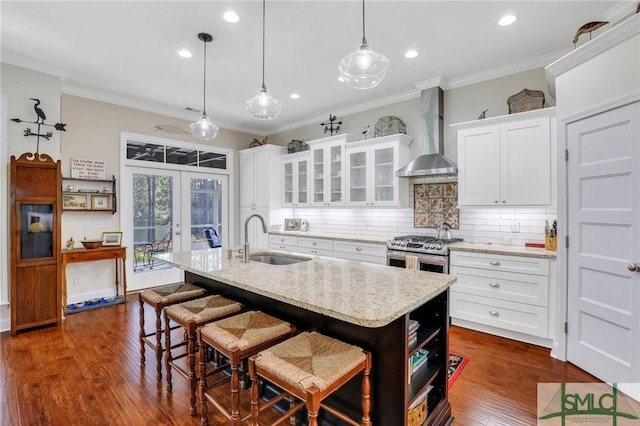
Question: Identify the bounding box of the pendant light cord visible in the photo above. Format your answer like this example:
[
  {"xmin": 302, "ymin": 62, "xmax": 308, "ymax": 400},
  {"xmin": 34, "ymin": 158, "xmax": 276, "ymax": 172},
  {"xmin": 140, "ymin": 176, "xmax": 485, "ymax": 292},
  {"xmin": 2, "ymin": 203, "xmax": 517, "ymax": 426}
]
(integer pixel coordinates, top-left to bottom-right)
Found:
[
  {"xmin": 202, "ymin": 37, "xmax": 208, "ymax": 114},
  {"xmin": 261, "ymin": 0, "xmax": 266, "ymax": 89},
  {"xmin": 361, "ymin": 0, "xmax": 367, "ymax": 45}
]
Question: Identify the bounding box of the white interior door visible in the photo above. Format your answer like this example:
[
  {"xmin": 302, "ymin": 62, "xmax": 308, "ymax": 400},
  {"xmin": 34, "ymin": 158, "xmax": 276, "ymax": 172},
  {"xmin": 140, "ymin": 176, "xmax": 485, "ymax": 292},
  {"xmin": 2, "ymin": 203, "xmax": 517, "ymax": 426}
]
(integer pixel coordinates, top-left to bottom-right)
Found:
[{"xmin": 566, "ymin": 101, "xmax": 639, "ymax": 392}]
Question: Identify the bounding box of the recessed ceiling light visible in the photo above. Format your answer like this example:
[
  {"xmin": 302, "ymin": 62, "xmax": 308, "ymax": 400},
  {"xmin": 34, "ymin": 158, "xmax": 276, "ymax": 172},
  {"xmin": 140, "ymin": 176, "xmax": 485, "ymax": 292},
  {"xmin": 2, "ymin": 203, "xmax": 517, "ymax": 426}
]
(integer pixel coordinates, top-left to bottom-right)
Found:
[
  {"xmin": 404, "ymin": 49, "xmax": 419, "ymax": 59},
  {"xmin": 178, "ymin": 49, "xmax": 192, "ymax": 58},
  {"xmin": 223, "ymin": 11, "xmax": 240, "ymax": 23},
  {"xmin": 498, "ymin": 15, "xmax": 517, "ymax": 26},
  {"xmin": 290, "ymin": 93, "xmax": 300, "ymax": 100}
]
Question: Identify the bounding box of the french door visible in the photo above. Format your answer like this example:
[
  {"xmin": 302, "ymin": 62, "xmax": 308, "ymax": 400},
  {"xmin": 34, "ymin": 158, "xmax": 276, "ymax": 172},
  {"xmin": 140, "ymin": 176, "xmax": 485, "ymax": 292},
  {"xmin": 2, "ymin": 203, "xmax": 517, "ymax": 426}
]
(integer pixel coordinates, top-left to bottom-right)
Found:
[
  {"xmin": 566, "ymin": 101, "xmax": 639, "ymax": 396},
  {"xmin": 122, "ymin": 166, "xmax": 228, "ymax": 290}
]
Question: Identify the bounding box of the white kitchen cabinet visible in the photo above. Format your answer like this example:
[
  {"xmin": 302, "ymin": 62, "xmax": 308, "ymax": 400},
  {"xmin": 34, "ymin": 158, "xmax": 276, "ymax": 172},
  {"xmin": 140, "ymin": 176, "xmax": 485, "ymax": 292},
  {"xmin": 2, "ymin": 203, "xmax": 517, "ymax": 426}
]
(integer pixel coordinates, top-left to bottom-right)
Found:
[
  {"xmin": 297, "ymin": 236, "xmax": 334, "ymax": 257},
  {"xmin": 307, "ymin": 135, "xmax": 358, "ymax": 207},
  {"xmin": 282, "ymin": 152, "xmax": 310, "ymax": 207},
  {"xmin": 268, "ymin": 234, "xmax": 298, "ymax": 252},
  {"xmin": 449, "ymin": 250, "xmax": 555, "ymax": 347},
  {"xmin": 332, "ymin": 240, "xmax": 387, "ymax": 265},
  {"xmin": 239, "ymin": 145, "xmax": 286, "ymax": 247},
  {"xmin": 344, "ymin": 134, "xmax": 411, "ymax": 207},
  {"xmin": 453, "ymin": 108, "xmax": 556, "ymax": 207}
]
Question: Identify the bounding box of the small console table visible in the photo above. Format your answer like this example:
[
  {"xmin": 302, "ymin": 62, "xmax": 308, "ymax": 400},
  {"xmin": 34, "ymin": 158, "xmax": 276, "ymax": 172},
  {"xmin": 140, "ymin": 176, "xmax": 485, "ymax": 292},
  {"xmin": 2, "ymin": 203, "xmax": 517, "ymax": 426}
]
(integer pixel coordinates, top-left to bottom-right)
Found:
[{"xmin": 61, "ymin": 246, "xmax": 127, "ymax": 311}]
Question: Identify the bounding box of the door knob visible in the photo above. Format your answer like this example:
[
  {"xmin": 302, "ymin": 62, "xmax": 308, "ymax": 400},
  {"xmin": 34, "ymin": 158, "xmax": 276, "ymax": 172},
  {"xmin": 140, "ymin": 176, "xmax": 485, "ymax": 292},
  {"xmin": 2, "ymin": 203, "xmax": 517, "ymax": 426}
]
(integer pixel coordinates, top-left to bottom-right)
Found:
[{"xmin": 628, "ymin": 263, "xmax": 640, "ymax": 272}]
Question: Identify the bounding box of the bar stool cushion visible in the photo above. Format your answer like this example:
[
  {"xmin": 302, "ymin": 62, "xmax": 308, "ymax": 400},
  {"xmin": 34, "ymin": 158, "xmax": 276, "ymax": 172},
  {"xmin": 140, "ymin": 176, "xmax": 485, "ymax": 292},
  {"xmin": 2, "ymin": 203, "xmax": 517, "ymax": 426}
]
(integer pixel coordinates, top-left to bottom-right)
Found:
[
  {"xmin": 165, "ymin": 295, "xmax": 242, "ymax": 325},
  {"xmin": 201, "ymin": 310, "xmax": 292, "ymax": 352},
  {"xmin": 255, "ymin": 331, "xmax": 366, "ymax": 393},
  {"xmin": 141, "ymin": 282, "xmax": 206, "ymax": 305}
]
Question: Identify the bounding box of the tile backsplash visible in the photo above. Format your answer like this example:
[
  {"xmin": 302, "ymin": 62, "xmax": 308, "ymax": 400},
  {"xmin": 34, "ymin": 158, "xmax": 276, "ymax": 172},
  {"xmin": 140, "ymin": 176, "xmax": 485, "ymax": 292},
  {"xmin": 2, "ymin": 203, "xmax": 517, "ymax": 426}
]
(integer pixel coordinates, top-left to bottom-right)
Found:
[
  {"xmin": 287, "ymin": 206, "xmax": 556, "ymax": 245},
  {"xmin": 282, "ymin": 179, "xmax": 556, "ymax": 245},
  {"xmin": 414, "ymin": 182, "xmax": 459, "ymax": 229}
]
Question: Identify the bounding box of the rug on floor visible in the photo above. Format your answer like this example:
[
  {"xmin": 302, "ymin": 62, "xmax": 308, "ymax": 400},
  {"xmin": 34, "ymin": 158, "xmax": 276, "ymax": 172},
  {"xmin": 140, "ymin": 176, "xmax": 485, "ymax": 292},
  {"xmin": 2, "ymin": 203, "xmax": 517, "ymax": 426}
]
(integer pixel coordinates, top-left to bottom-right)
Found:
[
  {"xmin": 65, "ymin": 295, "xmax": 126, "ymax": 314},
  {"xmin": 448, "ymin": 353, "xmax": 469, "ymax": 387}
]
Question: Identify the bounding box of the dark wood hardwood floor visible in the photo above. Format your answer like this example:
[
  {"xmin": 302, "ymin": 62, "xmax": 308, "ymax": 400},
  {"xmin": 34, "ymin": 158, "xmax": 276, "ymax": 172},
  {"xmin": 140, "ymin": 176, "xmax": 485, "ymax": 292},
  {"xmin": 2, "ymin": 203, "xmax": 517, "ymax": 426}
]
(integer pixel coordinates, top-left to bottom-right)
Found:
[{"xmin": 1, "ymin": 295, "xmax": 598, "ymax": 426}]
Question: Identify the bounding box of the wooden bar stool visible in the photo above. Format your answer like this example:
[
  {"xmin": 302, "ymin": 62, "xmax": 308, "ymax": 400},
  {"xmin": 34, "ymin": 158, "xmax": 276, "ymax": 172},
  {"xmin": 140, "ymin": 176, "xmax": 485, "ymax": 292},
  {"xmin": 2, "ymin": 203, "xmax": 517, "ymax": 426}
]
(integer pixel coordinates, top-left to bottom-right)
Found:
[
  {"xmin": 248, "ymin": 331, "xmax": 372, "ymax": 426},
  {"xmin": 138, "ymin": 282, "xmax": 207, "ymax": 381},
  {"xmin": 164, "ymin": 295, "xmax": 243, "ymax": 415},
  {"xmin": 196, "ymin": 310, "xmax": 296, "ymax": 426}
]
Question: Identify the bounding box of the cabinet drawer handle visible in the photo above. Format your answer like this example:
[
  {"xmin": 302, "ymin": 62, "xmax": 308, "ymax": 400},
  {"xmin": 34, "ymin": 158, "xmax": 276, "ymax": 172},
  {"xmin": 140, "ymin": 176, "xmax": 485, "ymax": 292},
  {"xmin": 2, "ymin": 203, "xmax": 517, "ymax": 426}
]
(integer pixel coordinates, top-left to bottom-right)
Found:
[
  {"xmin": 280, "ymin": 238, "xmax": 285, "ymax": 242},
  {"xmin": 312, "ymin": 242, "xmax": 317, "ymax": 246},
  {"xmin": 489, "ymin": 282, "xmax": 500, "ymax": 288},
  {"xmin": 489, "ymin": 310, "xmax": 500, "ymax": 316},
  {"xmin": 356, "ymin": 247, "xmax": 362, "ymax": 252},
  {"xmin": 490, "ymin": 261, "xmax": 501, "ymax": 266}
]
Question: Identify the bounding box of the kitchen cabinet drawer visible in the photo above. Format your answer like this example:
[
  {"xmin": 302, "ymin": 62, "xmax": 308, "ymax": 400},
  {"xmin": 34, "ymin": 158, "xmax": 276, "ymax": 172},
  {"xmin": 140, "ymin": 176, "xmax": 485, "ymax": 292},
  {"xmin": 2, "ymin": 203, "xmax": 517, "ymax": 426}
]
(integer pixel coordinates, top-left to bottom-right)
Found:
[
  {"xmin": 450, "ymin": 292, "xmax": 548, "ymax": 338},
  {"xmin": 269, "ymin": 244, "xmax": 298, "ymax": 252},
  {"xmin": 450, "ymin": 266, "xmax": 549, "ymax": 307},
  {"xmin": 269, "ymin": 234, "xmax": 298, "ymax": 247},
  {"xmin": 296, "ymin": 246, "xmax": 333, "ymax": 257},
  {"xmin": 449, "ymin": 251, "xmax": 549, "ymax": 275},
  {"xmin": 333, "ymin": 241, "xmax": 386, "ymax": 265},
  {"xmin": 298, "ymin": 237, "xmax": 333, "ymax": 251}
]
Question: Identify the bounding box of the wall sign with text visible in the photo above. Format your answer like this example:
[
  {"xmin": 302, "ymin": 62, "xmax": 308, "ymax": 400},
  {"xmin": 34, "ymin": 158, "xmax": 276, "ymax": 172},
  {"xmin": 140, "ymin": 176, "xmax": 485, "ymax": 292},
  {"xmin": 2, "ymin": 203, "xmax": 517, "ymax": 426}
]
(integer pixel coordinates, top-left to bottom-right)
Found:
[{"xmin": 71, "ymin": 158, "xmax": 106, "ymax": 180}]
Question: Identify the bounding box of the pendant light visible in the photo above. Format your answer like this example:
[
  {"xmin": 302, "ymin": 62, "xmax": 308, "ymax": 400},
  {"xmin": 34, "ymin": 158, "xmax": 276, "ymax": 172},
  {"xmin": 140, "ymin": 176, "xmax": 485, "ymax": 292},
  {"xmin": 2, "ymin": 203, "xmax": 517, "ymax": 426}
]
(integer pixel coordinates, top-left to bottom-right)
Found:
[
  {"xmin": 246, "ymin": 0, "xmax": 282, "ymax": 120},
  {"xmin": 338, "ymin": 0, "xmax": 389, "ymax": 89},
  {"xmin": 190, "ymin": 33, "xmax": 219, "ymax": 140}
]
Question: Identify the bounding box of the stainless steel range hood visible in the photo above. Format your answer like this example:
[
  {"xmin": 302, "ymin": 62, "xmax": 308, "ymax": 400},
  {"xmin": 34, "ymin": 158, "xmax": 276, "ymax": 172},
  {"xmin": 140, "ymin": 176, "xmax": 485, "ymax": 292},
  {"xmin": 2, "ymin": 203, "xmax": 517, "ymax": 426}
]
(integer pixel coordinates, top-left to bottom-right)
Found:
[{"xmin": 396, "ymin": 86, "xmax": 457, "ymax": 177}]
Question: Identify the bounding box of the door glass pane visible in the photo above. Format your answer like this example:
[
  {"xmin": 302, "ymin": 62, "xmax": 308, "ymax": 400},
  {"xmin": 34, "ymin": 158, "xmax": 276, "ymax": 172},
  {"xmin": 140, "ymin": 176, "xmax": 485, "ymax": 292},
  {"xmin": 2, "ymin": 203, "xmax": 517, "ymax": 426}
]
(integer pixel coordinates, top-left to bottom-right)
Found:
[
  {"xmin": 127, "ymin": 141, "xmax": 164, "ymax": 162},
  {"xmin": 330, "ymin": 146, "xmax": 342, "ymax": 202},
  {"xmin": 166, "ymin": 146, "xmax": 197, "ymax": 165},
  {"xmin": 313, "ymin": 150, "xmax": 323, "ymax": 203},
  {"xmin": 190, "ymin": 177, "xmax": 223, "ymax": 250},
  {"xmin": 375, "ymin": 147, "xmax": 394, "ymax": 201},
  {"xmin": 298, "ymin": 160, "xmax": 307, "ymax": 203},
  {"xmin": 20, "ymin": 203, "xmax": 54, "ymax": 260},
  {"xmin": 350, "ymin": 151, "xmax": 366, "ymax": 202},
  {"xmin": 132, "ymin": 173, "xmax": 173, "ymax": 272},
  {"xmin": 284, "ymin": 163, "xmax": 293, "ymax": 204}
]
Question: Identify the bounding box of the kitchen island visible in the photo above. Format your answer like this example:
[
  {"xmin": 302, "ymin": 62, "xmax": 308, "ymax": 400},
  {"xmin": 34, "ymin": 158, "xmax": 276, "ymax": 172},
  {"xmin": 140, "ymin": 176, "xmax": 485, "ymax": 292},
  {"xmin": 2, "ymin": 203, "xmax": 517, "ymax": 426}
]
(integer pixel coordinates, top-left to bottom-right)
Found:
[{"xmin": 157, "ymin": 248, "xmax": 457, "ymax": 425}]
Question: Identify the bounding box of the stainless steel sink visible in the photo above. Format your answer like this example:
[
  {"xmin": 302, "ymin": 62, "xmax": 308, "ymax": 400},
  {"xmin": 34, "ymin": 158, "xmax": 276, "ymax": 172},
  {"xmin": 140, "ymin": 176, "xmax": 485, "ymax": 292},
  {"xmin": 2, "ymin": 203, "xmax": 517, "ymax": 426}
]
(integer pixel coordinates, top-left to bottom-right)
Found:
[{"xmin": 249, "ymin": 253, "xmax": 311, "ymax": 265}]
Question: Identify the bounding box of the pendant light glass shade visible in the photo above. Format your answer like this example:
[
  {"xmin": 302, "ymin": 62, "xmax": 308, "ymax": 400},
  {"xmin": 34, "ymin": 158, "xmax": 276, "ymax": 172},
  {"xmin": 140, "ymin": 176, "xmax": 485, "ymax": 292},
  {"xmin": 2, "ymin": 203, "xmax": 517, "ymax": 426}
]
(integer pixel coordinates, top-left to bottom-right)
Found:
[
  {"xmin": 338, "ymin": 0, "xmax": 388, "ymax": 89},
  {"xmin": 190, "ymin": 114, "xmax": 219, "ymax": 140},
  {"xmin": 190, "ymin": 33, "xmax": 219, "ymax": 140},
  {"xmin": 339, "ymin": 42, "xmax": 389, "ymax": 89},
  {"xmin": 247, "ymin": 0, "xmax": 281, "ymax": 120},
  {"xmin": 246, "ymin": 84, "xmax": 282, "ymax": 120}
]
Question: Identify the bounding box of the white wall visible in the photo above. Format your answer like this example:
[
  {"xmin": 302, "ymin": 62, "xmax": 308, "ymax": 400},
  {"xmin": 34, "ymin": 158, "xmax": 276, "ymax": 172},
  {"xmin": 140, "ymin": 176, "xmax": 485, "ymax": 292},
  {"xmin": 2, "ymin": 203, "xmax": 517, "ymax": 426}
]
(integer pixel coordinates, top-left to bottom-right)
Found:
[
  {"xmin": 269, "ymin": 68, "xmax": 552, "ymax": 167},
  {"xmin": 1, "ymin": 63, "xmax": 62, "ymax": 331}
]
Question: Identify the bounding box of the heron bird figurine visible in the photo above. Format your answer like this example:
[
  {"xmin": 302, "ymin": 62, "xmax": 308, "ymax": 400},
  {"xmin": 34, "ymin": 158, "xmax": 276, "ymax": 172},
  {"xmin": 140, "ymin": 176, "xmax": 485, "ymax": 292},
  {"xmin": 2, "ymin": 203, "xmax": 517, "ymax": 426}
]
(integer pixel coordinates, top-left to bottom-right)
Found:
[{"xmin": 30, "ymin": 98, "xmax": 46, "ymax": 123}]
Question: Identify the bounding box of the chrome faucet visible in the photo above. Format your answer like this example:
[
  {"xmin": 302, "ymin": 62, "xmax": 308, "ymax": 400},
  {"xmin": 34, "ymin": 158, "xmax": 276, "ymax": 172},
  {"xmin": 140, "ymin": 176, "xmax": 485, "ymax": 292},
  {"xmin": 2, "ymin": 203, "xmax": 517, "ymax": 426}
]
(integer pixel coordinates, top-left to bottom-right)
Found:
[{"xmin": 243, "ymin": 213, "xmax": 267, "ymax": 263}]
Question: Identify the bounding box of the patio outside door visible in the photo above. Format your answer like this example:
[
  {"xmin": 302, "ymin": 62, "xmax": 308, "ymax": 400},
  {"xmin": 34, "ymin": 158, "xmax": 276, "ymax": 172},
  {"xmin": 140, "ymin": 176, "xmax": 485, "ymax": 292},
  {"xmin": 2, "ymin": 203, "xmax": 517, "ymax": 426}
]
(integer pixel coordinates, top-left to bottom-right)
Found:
[{"xmin": 123, "ymin": 167, "xmax": 228, "ymax": 291}]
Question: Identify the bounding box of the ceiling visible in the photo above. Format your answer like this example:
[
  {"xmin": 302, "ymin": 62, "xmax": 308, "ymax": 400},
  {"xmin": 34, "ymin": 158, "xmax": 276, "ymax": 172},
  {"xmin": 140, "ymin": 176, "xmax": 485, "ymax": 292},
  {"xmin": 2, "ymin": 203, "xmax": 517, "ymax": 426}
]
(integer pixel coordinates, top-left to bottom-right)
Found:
[{"xmin": 1, "ymin": 1, "xmax": 629, "ymax": 136}]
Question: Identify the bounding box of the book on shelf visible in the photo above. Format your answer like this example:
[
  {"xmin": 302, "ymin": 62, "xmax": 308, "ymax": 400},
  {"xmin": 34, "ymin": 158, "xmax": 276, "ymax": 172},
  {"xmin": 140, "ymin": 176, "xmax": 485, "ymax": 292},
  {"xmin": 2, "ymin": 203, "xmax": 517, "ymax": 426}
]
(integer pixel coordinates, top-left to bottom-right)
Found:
[
  {"xmin": 410, "ymin": 349, "xmax": 429, "ymax": 376},
  {"xmin": 408, "ymin": 331, "xmax": 417, "ymax": 342},
  {"xmin": 408, "ymin": 335, "xmax": 418, "ymax": 347},
  {"xmin": 408, "ymin": 319, "xmax": 420, "ymax": 334}
]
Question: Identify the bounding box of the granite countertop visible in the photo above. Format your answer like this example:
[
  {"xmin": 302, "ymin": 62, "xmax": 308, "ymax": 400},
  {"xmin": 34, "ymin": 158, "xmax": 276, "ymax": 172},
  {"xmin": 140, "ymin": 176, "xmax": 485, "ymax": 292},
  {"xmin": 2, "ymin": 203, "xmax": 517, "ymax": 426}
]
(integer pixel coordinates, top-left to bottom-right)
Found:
[
  {"xmin": 156, "ymin": 248, "xmax": 455, "ymax": 328},
  {"xmin": 268, "ymin": 231, "xmax": 387, "ymax": 245},
  {"xmin": 449, "ymin": 242, "xmax": 557, "ymax": 259}
]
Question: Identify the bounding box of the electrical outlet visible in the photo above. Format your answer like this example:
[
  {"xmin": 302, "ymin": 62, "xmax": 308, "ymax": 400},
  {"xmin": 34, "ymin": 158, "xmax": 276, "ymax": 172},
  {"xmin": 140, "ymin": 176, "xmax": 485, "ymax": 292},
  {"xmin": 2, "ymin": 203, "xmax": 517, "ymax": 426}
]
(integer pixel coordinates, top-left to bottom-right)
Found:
[
  {"xmin": 93, "ymin": 220, "xmax": 111, "ymax": 228},
  {"xmin": 511, "ymin": 222, "xmax": 520, "ymax": 233},
  {"xmin": 73, "ymin": 277, "xmax": 80, "ymax": 286}
]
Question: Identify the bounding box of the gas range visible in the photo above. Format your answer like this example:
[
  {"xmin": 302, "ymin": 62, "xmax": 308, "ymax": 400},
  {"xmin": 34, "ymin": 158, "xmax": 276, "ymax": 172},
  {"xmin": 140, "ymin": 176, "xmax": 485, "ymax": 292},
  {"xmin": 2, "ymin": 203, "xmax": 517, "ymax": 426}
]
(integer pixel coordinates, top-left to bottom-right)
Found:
[{"xmin": 387, "ymin": 235, "xmax": 463, "ymax": 256}]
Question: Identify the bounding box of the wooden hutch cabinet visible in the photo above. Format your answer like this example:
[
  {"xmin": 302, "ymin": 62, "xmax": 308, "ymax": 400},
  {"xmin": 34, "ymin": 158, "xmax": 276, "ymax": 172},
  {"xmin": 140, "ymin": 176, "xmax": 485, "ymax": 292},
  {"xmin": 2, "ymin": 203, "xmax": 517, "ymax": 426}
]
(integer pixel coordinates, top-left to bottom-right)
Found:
[{"xmin": 10, "ymin": 152, "xmax": 62, "ymax": 335}]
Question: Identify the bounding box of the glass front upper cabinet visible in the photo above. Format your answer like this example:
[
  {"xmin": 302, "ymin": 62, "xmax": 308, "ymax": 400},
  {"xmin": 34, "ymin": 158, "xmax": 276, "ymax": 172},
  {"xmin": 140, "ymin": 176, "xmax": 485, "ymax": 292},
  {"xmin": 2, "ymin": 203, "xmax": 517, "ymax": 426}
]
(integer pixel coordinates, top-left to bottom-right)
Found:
[
  {"xmin": 309, "ymin": 141, "xmax": 345, "ymax": 206},
  {"xmin": 282, "ymin": 153, "xmax": 310, "ymax": 207}
]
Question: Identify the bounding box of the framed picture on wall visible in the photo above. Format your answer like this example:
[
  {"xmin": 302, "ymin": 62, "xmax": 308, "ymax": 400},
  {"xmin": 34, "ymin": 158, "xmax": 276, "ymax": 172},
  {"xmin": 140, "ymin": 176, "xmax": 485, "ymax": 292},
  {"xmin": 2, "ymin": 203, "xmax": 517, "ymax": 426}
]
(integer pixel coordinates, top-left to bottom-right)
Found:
[
  {"xmin": 91, "ymin": 194, "xmax": 110, "ymax": 210},
  {"xmin": 63, "ymin": 194, "xmax": 87, "ymax": 210},
  {"xmin": 101, "ymin": 231, "xmax": 122, "ymax": 247}
]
